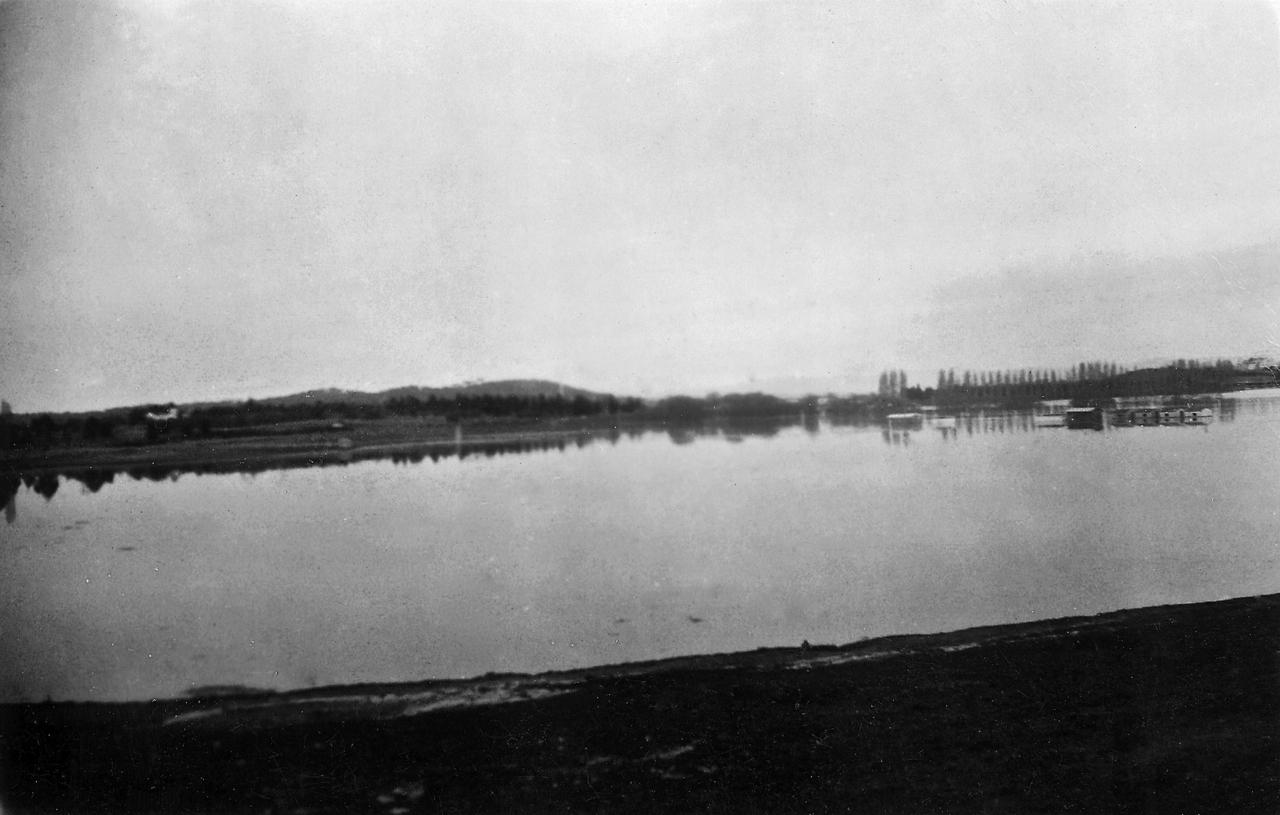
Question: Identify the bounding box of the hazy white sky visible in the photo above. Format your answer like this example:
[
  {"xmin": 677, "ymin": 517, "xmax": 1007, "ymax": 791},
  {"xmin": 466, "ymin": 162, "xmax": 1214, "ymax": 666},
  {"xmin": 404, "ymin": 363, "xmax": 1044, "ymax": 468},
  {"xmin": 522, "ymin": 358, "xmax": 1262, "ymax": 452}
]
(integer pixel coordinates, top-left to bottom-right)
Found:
[{"xmin": 3, "ymin": 0, "xmax": 1279, "ymax": 411}]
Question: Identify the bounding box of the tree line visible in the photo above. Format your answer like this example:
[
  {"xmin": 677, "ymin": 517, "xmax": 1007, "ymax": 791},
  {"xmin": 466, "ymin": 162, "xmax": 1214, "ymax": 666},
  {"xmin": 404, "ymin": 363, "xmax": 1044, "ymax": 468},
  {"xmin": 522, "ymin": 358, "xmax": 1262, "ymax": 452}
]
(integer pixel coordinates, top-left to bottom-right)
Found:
[
  {"xmin": 4, "ymin": 358, "xmax": 1274, "ymax": 454},
  {"xmin": 648, "ymin": 392, "xmax": 800, "ymax": 421},
  {"xmin": 922, "ymin": 358, "xmax": 1257, "ymax": 407},
  {"xmin": 0, "ymin": 392, "xmax": 646, "ymax": 452}
]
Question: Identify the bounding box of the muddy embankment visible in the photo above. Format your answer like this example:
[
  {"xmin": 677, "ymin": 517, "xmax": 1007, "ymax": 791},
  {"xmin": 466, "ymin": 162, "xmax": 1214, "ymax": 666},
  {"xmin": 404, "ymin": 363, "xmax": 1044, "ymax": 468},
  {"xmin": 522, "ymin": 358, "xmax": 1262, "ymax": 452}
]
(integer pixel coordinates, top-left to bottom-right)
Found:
[{"xmin": 2, "ymin": 594, "xmax": 1278, "ymax": 813}]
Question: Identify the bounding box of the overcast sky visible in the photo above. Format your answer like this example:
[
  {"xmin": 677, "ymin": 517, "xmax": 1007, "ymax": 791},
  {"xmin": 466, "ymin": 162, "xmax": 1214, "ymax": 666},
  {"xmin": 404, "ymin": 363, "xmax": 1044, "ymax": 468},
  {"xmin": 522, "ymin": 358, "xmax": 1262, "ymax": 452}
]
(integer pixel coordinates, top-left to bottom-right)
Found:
[{"xmin": 3, "ymin": 1, "xmax": 1279, "ymax": 411}]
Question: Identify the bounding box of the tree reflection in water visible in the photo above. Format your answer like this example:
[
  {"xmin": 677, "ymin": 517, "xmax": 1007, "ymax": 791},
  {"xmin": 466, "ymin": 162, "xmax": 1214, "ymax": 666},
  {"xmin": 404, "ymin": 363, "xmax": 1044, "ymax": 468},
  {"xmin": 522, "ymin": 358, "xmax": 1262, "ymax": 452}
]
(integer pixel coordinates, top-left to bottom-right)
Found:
[
  {"xmin": 33, "ymin": 473, "xmax": 60, "ymax": 501},
  {"xmin": 0, "ymin": 398, "xmax": 1254, "ymax": 508},
  {"xmin": 4, "ymin": 431, "xmax": 612, "ymax": 505},
  {"xmin": 2, "ymin": 473, "xmax": 19, "ymax": 523},
  {"xmin": 871, "ymin": 401, "xmax": 1242, "ymax": 447}
]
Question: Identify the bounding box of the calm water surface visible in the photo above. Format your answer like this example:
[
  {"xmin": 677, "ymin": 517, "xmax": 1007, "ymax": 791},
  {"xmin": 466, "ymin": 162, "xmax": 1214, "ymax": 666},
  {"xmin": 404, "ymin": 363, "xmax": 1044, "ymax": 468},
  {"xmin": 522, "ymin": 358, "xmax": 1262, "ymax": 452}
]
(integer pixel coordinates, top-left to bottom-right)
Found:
[{"xmin": 3, "ymin": 396, "xmax": 1278, "ymax": 702}]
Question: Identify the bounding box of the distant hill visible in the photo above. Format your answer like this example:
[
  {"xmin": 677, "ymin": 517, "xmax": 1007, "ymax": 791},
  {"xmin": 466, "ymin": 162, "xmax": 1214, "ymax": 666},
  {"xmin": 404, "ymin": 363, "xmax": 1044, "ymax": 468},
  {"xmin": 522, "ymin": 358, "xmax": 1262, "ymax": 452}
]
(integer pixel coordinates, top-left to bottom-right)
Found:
[
  {"xmin": 252, "ymin": 380, "xmax": 610, "ymax": 408},
  {"xmin": 7, "ymin": 381, "xmax": 630, "ymax": 417}
]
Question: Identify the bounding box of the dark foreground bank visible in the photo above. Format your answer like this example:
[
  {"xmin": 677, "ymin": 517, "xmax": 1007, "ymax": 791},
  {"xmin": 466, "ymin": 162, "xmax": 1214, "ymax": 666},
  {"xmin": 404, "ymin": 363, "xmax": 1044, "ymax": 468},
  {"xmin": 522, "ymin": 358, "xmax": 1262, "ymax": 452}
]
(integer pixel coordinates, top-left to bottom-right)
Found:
[{"xmin": 2, "ymin": 595, "xmax": 1278, "ymax": 814}]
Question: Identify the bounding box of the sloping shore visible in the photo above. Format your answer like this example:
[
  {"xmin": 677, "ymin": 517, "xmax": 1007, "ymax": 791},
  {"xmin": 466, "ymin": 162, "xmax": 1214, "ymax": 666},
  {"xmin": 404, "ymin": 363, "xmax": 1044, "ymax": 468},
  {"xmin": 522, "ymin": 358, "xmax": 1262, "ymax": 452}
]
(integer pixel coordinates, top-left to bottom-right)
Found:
[
  {"xmin": 2, "ymin": 594, "xmax": 1278, "ymax": 813},
  {"xmin": 0, "ymin": 416, "xmax": 630, "ymax": 476}
]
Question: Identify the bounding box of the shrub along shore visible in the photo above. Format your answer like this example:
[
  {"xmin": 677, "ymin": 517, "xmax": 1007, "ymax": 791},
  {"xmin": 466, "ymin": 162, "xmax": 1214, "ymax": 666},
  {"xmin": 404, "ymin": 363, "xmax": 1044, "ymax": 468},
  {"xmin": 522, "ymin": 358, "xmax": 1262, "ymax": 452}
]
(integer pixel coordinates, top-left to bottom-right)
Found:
[{"xmin": 2, "ymin": 594, "xmax": 1277, "ymax": 813}]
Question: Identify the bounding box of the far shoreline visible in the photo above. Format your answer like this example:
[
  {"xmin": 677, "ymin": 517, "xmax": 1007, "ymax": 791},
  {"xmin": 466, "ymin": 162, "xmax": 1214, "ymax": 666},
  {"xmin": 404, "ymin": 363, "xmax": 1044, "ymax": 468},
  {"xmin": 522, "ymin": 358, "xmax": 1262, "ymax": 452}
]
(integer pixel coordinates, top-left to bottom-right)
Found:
[
  {"xmin": 6, "ymin": 386, "xmax": 1278, "ymax": 479},
  {"xmin": 0, "ymin": 414, "xmax": 656, "ymax": 476}
]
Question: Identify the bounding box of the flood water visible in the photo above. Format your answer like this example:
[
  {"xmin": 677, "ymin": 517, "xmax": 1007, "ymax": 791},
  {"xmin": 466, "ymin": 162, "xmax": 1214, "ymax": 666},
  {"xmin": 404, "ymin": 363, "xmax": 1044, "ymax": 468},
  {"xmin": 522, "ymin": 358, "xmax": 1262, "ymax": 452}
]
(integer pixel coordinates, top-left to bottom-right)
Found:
[{"xmin": 3, "ymin": 394, "xmax": 1278, "ymax": 702}]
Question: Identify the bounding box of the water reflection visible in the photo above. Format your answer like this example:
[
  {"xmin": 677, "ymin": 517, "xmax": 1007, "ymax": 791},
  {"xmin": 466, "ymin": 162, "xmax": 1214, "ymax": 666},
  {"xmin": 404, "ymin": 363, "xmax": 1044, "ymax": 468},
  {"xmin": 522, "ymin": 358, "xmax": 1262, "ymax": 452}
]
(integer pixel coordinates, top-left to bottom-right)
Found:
[
  {"xmin": 666, "ymin": 425, "xmax": 699, "ymax": 445},
  {"xmin": 2, "ymin": 473, "xmax": 17, "ymax": 523},
  {"xmin": 385, "ymin": 433, "xmax": 594, "ymax": 465},
  {"xmin": 33, "ymin": 473, "xmax": 60, "ymax": 500},
  {"xmin": 882, "ymin": 428, "xmax": 913, "ymax": 446},
  {"xmin": 2, "ymin": 418, "xmax": 804, "ymax": 513},
  {"xmin": 802, "ymin": 411, "xmax": 821, "ymax": 435},
  {"xmin": 0, "ymin": 432, "xmax": 608, "ymax": 518},
  {"xmin": 0, "ymin": 397, "xmax": 1261, "ymax": 515},
  {"xmin": 4, "ymin": 392, "xmax": 1278, "ymax": 701},
  {"xmin": 867, "ymin": 400, "xmax": 1246, "ymax": 446}
]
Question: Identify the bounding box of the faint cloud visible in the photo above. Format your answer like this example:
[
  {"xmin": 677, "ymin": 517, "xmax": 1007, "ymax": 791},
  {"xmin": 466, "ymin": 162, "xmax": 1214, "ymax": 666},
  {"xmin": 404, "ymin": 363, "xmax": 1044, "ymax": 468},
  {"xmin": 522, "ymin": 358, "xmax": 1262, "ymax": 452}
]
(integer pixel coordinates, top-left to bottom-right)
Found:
[{"xmin": 909, "ymin": 242, "xmax": 1280, "ymax": 373}]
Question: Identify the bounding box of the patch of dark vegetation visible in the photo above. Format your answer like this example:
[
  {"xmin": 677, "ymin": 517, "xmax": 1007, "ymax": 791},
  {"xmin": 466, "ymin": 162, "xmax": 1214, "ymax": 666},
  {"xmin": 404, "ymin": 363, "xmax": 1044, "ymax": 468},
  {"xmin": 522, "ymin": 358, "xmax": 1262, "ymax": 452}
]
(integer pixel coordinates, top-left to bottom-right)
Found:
[{"xmin": 0, "ymin": 382, "xmax": 646, "ymax": 460}]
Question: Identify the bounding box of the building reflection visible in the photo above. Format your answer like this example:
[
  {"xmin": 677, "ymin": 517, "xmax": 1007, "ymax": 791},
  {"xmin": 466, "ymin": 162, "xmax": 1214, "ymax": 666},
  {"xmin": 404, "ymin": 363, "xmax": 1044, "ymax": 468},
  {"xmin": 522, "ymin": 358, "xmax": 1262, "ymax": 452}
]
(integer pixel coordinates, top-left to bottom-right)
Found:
[
  {"xmin": 873, "ymin": 399, "xmax": 1243, "ymax": 447},
  {"xmin": 881, "ymin": 427, "xmax": 913, "ymax": 446}
]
